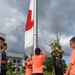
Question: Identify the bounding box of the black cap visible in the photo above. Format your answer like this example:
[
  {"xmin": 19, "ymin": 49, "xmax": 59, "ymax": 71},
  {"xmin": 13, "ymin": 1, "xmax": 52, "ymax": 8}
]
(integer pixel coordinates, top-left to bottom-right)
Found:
[{"xmin": 0, "ymin": 37, "xmax": 5, "ymax": 41}]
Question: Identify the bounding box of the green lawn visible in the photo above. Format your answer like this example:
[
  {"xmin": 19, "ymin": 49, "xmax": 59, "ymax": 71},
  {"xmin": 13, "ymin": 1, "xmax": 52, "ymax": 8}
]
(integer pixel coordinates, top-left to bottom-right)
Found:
[
  {"xmin": 44, "ymin": 72, "xmax": 52, "ymax": 75},
  {"xmin": 7, "ymin": 72, "xmax": 52, "ymax": 75},
  {"xmin": 7, "ymin": 73, "xmax": 23, "ymax": 75}
]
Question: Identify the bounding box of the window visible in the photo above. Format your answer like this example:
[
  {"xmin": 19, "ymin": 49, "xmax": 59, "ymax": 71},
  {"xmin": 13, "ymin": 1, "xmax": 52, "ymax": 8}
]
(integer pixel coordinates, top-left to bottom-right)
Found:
[
  {"xmin": 17, "ymin": 67, "xmax": 20, "ymax": 72},
  {"xmin": 18, "ymin": 59, "xmax": 20, "ymax": 63},
  {"xmin": 13, "ymin": 59, "xmax": 16, "ymax": 63},
  {"xmin": 12, "ymin": 68, "xmax": 15, "ymax": 72}
]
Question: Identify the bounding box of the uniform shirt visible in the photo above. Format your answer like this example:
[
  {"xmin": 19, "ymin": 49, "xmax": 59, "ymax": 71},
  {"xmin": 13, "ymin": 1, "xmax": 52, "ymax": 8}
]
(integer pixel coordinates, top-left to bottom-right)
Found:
[
  {"xmin": 25, "ymin": 61, "xmax": 32, "ymax": 75},
  {"xmin": 1, "ymin": 51, "xmax": 7, "ymax": 70},
  {"xmin": 52, "ymin": 54, "xmax": 62, "ymax": 68},
  {"xmin": 32, "ymin": 55, "xmax": 46, "ymax": 73},
  {"xmin": 70, "ymin": 50, "xmax": 75, "ymax": 75}
]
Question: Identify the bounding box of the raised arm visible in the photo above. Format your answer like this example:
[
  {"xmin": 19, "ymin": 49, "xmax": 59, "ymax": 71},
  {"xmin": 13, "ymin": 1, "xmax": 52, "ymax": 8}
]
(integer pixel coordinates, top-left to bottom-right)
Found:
[
  {"xmin": 55, "ymin": 47, "xmax": 62, "ymax": 55},
  {"xmin": 50, "ymin": 50, "xmax": 55, "ymax": 56},
  {"xmin": 25, "ymin": 58, "xmax": 30, "ymax": 65},
  {"xmin": 41, "ymin": 49, "xmax": 47, "ymax": 57}
]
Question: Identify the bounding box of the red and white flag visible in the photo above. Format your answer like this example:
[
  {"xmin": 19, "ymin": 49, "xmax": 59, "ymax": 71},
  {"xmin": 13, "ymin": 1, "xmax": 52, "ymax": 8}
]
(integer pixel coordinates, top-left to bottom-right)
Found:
[{"xmin": 25, "ymin": 0, "xmax": 34, "ymax": 55}]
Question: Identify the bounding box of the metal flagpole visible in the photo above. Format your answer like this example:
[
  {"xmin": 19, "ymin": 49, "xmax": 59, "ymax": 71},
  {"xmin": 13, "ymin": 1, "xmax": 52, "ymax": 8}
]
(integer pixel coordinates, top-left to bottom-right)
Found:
[{"xmin": 33, "ymin": 0, "xmax": 38, "ymax": 52}]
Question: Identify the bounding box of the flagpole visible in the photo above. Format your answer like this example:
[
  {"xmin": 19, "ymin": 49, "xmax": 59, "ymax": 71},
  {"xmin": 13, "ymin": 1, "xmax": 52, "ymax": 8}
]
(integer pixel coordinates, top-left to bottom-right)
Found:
[{"xmin": 33, "ymin": 0, "xmax": 38, "ymax": 52}]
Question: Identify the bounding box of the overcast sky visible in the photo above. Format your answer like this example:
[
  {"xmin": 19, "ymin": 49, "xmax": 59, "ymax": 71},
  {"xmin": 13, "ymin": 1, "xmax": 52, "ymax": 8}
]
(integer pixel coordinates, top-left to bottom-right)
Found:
[{"xmin": 0, "ymin": 0, "xmax": 75, "ymax": 61}]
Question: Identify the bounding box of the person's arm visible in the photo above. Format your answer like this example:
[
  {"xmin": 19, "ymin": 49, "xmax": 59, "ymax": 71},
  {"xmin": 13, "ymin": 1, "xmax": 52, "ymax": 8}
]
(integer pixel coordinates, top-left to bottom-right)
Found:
[
  {"xmin": 50, "ymin": 50, "xmax": 55, "ymax": 56},
  {"xmin": 7, "ymin": 60, "xmax": 10, "ymax": 64},
  {"xmin": 6, "ymin": 57, "xmax": 11, "ymax": 64},
  {"xmin": 41, "ymin": 49, "xmax": 47, "ymax": 57},
  {"xmin": 55, "ymin": 47, "xmax": 62, "ymax": 55},
  {"xmin": 25, "ymin": 58, "xmax": 30, "ymax": 65},
  {"xmin": 1, "ymin": 60, "xmax": 7, "ymax": 64},
  {"xmin": 64, "ymin": 63, "xmax": 72, "ymax": 75},
  {"xmin": 1, "ymin": 51, "xmax": 7, "ymax": 64}
]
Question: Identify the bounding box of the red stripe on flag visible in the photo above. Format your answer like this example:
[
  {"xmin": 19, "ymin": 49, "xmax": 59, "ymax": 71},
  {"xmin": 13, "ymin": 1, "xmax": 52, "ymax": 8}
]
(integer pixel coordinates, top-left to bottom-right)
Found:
[{"xmin": 25, "ymin": 10, "xmax": 34, "ymax": 31}]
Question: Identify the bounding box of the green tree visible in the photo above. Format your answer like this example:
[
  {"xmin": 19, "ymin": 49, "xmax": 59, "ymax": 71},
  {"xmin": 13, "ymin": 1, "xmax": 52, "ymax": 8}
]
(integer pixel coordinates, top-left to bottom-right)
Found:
[
  {"xmin": 50, "ymin": 40, "xmax": 62, "ymax": 50},
  {"xmin": 61, "ymin": 59, "xmax": 67, "ymax": 73},
  {"xmin": 43, "ymin": 57, "xmax": 54, "ymax": 72},
  {"xmin": 7, "ymin": 61, "xmax": 17, "ymax": 75},
  {"xmin": 7, "ymin": 61, "xmax": 12, "ymax": 75},
  {"xmin": 22, "ymin": 66, "xmax": 26, "ymax": 73},
  {"xmin": 43, "ymin": 57, "xmax": 67, "ymax": 73}
]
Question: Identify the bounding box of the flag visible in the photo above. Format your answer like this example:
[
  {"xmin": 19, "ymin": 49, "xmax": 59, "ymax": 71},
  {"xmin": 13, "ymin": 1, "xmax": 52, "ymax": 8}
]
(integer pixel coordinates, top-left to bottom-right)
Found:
[{"xmin": 25, "ymin": 0, "xmax": 34, "ymax": 56}]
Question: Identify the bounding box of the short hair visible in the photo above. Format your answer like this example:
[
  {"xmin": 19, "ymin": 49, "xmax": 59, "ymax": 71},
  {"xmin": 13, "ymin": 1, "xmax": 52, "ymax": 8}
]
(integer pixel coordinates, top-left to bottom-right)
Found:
[
  {"xmin": 25, "ymin": 56, "xmax": 28, "ymax": 60},
  {"xmin": 35, "ymin": 48, "xmax": 41, "ymax": 55},
  {"xmin": 4, "ymin": 43, "xmax": 7, "ymax": 46},
  {"xmin": 70, "ymin": 37, "xmax": 75, "ymax": 42},
  {"xmin": 1, "ymin": 43, "xmax": 7, "ymax": 49},
  {"xmin": 0, "ymin": 37, "xmax": 5, "ymax": 41}
]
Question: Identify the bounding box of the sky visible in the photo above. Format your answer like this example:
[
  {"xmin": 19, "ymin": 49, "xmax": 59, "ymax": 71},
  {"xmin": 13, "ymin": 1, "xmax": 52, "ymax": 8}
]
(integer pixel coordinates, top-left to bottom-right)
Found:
[{"xmin": 0, "ymin": 0, "xmax": 75, "ymax": 65}]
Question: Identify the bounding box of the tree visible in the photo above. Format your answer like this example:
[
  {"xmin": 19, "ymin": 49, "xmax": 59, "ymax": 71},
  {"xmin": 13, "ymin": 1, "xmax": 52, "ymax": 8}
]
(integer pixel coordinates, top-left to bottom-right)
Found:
[
  {"xmin": 43, "ymin": 57, "xmax": 54, "ymax": 72},
  {"xmin": 43, "ymin": 57, "xmax": 67, "ymax": 73},
  {"xmin": 7, "ymin": 61, "xmax": 17, "ymax": 75},
  {"xmin": 50, "ymin": 39, "xmax": 62, "ymax": 50},
  {"xmin": 7, "ymin": 61, "xmax": 13, "ymax": 75},
  {"xmin": 61, "ymin": 59, "xmax": 67, "ymax": 73},
  {"xmin": 22, "ymin": 66, "xmax": 26, "ymax": 73}
]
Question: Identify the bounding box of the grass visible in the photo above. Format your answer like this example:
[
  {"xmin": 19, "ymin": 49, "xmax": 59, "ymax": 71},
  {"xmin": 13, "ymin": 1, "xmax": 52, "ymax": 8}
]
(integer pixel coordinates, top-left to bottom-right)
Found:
[
  {"xmin": 44, "ymin": 72, "xmax": 52, "ymax": 75},
  {"xmin": 7, "ymin": 73, "xmax": 23, "ymax": 75},
  {"xmin": 7, "ymin": 72, "xmax": 52, "ymax": 75}
]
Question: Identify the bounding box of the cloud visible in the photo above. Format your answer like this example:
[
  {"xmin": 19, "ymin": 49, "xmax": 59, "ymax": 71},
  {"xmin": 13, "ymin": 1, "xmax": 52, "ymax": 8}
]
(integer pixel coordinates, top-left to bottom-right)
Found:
[
  {"xmin": 0, "ymin": 0, "xmax": 26, "ymax": 54},
  {"xmin": 38, "ymin": 0, "xmax": 75, "ymax": 56},
  {"xmin": 0, "ymin": 0, "xmax": 75, "ymax": 56}
]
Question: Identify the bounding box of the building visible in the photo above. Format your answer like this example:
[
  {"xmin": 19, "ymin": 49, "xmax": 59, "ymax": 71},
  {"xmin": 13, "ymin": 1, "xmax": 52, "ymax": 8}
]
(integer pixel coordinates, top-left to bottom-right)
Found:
[
  {"xmin": 0, "ymin": 32, "xmax": 6, "ymax": 39},
  {"xmin": 6, "ymin": 52, "xmax": 23, "ymax": 73},
  {"xmin": 0, "ymin": 33, "xmax": 23, "ymax": 73}
]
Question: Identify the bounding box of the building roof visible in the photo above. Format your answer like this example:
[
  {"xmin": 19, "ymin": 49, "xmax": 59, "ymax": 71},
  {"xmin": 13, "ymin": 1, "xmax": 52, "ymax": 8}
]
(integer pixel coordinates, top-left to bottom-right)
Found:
[
  {"xmin": 6, "ymin": 52, "xmax": 23, "ymax": 58},
  {"xmin": 0, "ymin": 32, "xmax": 6, "ymax": 39}
]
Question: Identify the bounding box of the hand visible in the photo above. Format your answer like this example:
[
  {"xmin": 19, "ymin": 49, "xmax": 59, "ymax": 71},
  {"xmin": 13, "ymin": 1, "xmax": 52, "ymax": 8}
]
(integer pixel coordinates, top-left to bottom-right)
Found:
[
  {"xmin": 55, "ymin": 47, "xmax": 58, "ymax": 50},
  {"xmin": 7, "ymin": 60, "xmax": 10, "ymax": 64},
  {"xmin": 26, "ymin": 58, "xmax": 30, "ymax": 61},
  {"xmin": 64, "ymin": 73, "xmax": 67, "ymax": 75},
  {"xmin": 41, "ymin": 49, "xmax": 43, "ymax": 52}
]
